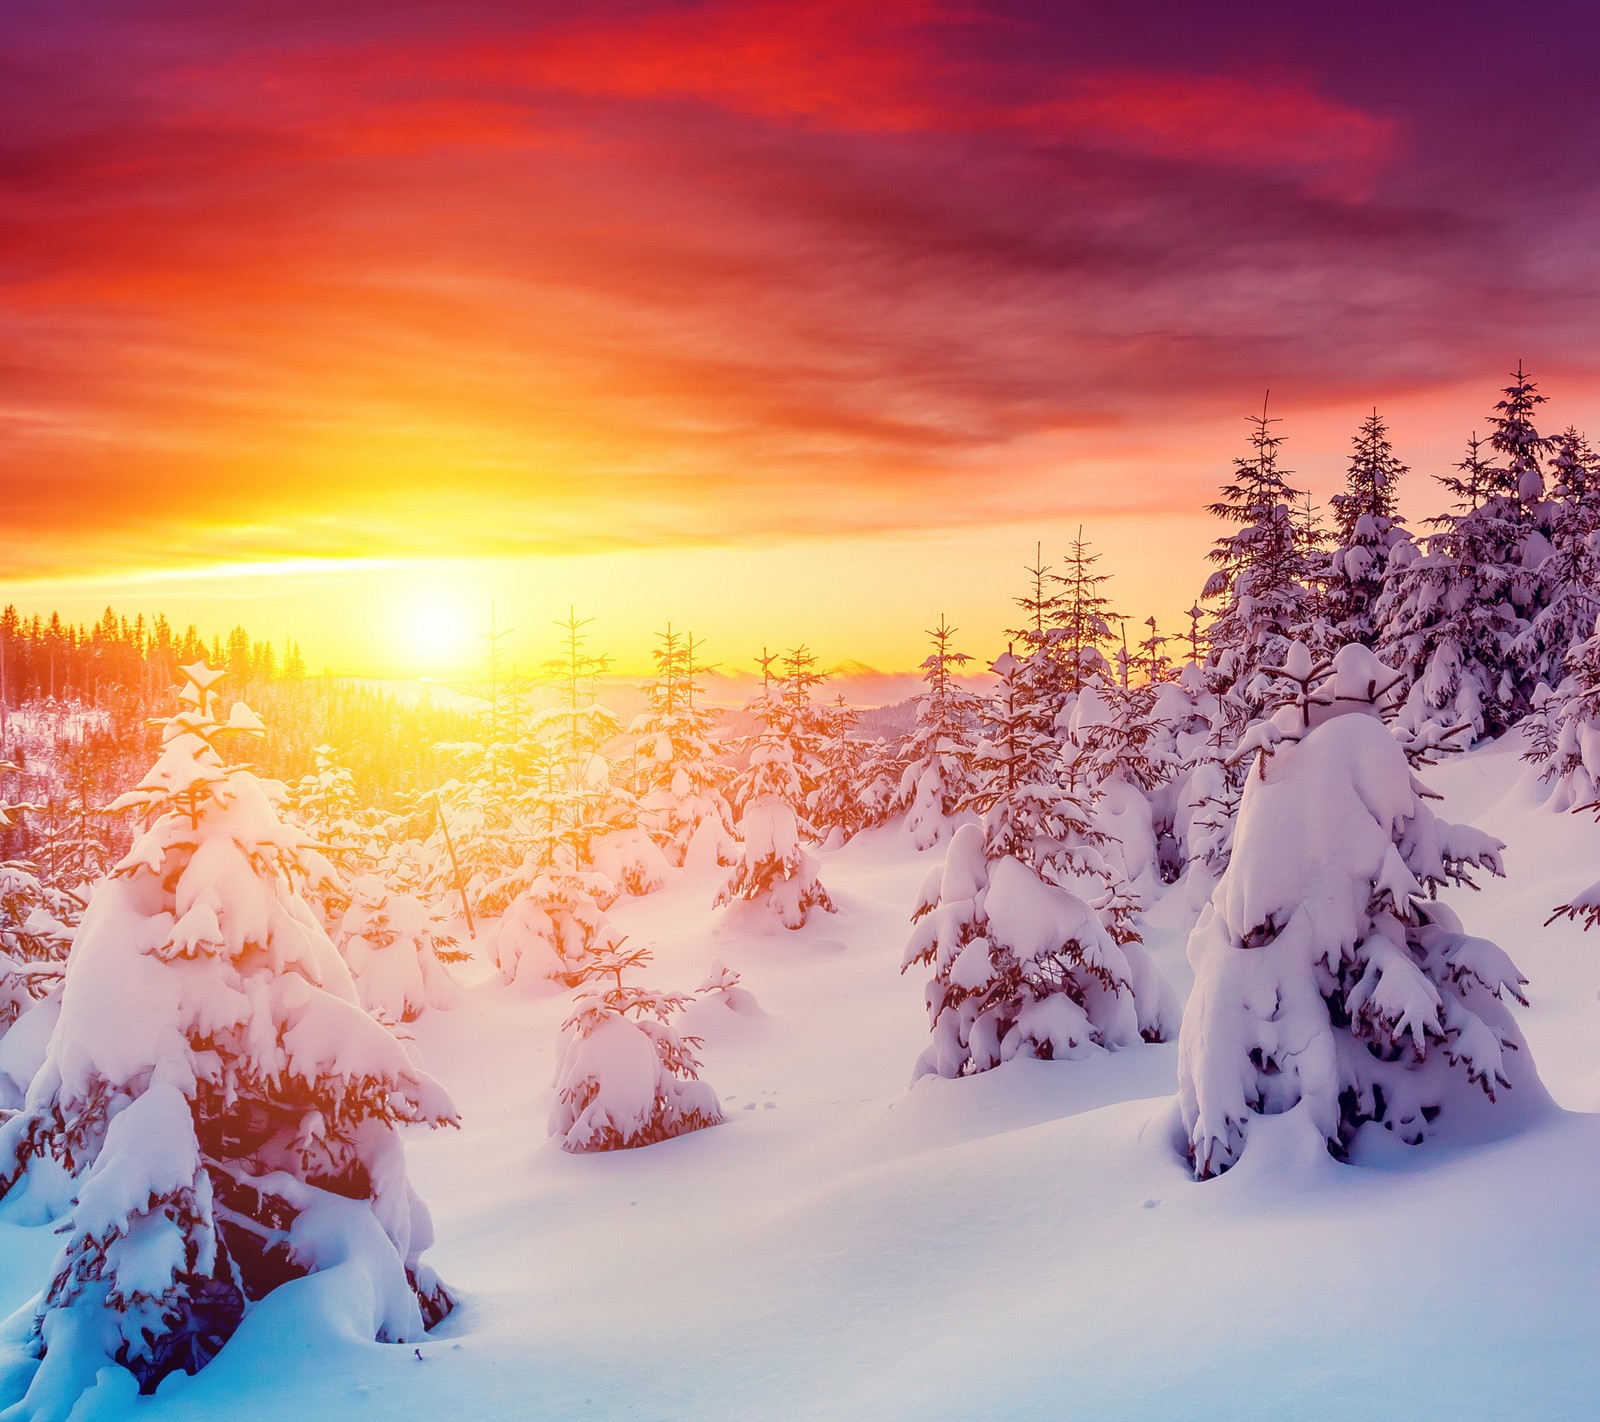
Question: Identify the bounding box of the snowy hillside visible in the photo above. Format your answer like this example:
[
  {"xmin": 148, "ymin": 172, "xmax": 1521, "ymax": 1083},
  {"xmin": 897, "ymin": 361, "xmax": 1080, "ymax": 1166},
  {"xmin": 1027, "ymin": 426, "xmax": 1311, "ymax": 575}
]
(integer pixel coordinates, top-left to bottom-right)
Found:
[{"xmin": 3, "ymin": 728, "xmax": 1593, "ymax": 1421}]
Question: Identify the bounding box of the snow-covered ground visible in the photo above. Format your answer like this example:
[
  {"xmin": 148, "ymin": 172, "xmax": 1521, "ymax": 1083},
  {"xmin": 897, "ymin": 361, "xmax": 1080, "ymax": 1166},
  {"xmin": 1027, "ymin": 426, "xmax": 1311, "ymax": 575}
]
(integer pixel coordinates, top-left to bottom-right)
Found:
[{"xmin": 3, "ymin": 732, "xmax": 1598, "ymax": 1420}]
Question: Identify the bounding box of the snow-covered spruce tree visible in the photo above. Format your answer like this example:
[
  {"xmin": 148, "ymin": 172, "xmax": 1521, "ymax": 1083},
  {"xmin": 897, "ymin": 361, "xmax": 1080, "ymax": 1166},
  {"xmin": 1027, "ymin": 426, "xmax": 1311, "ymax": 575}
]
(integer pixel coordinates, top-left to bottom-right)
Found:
[
  {"xmin": 0, "ymin": 664, "xmax": 456, "ymax": 1410},
  {"xmin": 715, "ymin": 650, "xmax": 835, "ymax": 929},
  {"xmin": 809, "ymin": 696, "xmax": 875, "ymax": 847},
  {"xmin": 291, "ymin": 745, "xmax": 387, "ymax": 874},
  {"xmin": 856, "ymin": 735, "xmax": 905, "ymax": 835},
  {"xmin": 1324, "ymin": 410, "xmax": 1410, "ymax": 649},
  {"xmin": 1378, "ymin": 367, "xmax": 1556, "ymax": 741},
  {"xmin": 629, "ymin": 627, "xmax": 735, "ymax": 868},
  {"xmin": 896, "ymin": 617, "xmax": 981, "ymax": 850},
  {"xmin": 1515, "ymin": 426, "xmax": 1600, "ymax": 693},
  {"xmin": 901, "ymin": 651, "xmax": 1176, "ymax": 1080},
  {"xmin": 1526, "ymin": 615, "xmax": 1600, "ymax": 813},
  {"xmin": 531, "ymin": 608, "xmax": 667, "ymax": 897},
  {"xmin": 1063, "ymin": 673, "xmax": 1177, "ymax": 899},
  {"xmin": 0, "ymin": 784, "xmax": 80, "ymax": 1041},
  {"xmin": 1177, "ymin": 642, "xmax": 1541, "ymax": 1179},
  {"xmin": 549, "ymin": 943, "xmax": 722, "ymax": 1152},
  {"xmin": 486, "ymin": 867, "xmax": 623, "ymax": 987},
  {"xmin": 288, "ymin": 743, "xmax": 392, "ymax": 928},
  {"xmin": 1053, "ymin": 529, "xmax": 1119, "ymax": 700},
  {"xmin": 335, "ymin": 874, "xmax": 462, "ymax": 1025},
  {"xmin": 1201, "ymin": 398, "xmax": 1320, "ymax": 722},
  {"xmin": 480, "ymin": 612, "xmax": 664, "ymax": 986}
]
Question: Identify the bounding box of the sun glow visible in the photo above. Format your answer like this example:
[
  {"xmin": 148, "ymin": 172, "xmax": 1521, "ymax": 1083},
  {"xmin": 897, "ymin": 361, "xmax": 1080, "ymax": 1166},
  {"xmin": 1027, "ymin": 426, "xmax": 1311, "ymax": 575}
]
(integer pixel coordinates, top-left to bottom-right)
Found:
[{"xmin": 393, "ymin": 581, "xmax": 481, "ymax": 675}]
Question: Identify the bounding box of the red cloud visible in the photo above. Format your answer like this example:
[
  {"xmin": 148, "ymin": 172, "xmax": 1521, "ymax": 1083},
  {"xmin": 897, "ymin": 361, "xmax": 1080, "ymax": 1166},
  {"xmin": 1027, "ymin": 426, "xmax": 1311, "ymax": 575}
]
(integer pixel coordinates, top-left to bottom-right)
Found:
[
  {"xmin": 487, "ymin": 0, "xmax": 968, "ymax": 134},
  {"xmin": 1019, "ymin": 72, "xmax": 1397, "ymax": 193},
  {"xmin": 462, "ymin": 2, "xmax": 1395, "ymax": 189}
]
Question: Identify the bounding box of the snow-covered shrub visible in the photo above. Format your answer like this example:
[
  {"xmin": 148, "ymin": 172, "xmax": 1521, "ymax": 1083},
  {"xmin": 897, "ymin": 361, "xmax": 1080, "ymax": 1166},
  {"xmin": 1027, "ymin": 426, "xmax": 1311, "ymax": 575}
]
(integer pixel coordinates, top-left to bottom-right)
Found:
[
  {"xmin": 695, "ymin": 959, "xmax": 761, "ymax": 1015},
  {"xmin": 0, "ymin": 665, "xmax": 458, "ymax": 1410},
  {"xmin": 588, "ymin": 825, "xmax": 671, "ymax": 898},
  {"xmin": 335, "ymin": 874, "xmax": 461, "ymax": 1024},
  {"xmin": 549, "ymin": 945, "xmax": 723, "ymax": 1152},
  {"xmin": 1177, "ymin": 643, "xmax": 1542, "ymax": 1179}
]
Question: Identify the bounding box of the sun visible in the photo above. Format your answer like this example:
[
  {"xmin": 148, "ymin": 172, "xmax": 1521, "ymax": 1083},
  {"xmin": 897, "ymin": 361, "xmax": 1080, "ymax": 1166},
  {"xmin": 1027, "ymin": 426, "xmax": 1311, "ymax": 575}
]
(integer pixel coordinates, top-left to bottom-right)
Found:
[{"xmin": 392, "ymin": 582, "xmax": 479, "ymax": 675}]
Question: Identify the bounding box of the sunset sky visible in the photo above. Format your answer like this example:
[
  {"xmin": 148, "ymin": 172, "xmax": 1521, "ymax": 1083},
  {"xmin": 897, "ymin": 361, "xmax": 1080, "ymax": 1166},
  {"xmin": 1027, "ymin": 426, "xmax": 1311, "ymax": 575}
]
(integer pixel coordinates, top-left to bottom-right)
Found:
[{"xmin": 4, "ymin": 1, "xmax": 1599, "ymax": 676}]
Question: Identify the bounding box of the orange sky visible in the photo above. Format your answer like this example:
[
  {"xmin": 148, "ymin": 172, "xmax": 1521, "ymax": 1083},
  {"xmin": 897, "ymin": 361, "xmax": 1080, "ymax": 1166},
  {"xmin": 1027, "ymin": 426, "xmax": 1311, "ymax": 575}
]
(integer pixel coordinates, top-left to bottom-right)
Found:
[{"xmin": 4, "ymin": 1, "xmax": 1598, "ymax": 676}]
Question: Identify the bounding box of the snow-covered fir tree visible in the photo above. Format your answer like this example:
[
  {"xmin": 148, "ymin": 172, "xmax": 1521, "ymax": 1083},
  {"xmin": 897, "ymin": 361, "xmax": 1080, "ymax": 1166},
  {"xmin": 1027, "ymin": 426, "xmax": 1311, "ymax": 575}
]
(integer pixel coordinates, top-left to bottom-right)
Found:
[
  {"xmin": 715, "ymin": 650, "xmax": 835, "ymax": 928},
  {"xmin": 476, "ymin": 612, "xmax": 665, "ymax": 986},
  {"xmin": 1200, "ymin": 397, "xmax": 1319, "ymax": 722},
  {"xmin": 629, "ymin": 627, "xmax": 735, "ymax": 868},
  {"xmin": 809, "ymin": 697, "xmax": 876, "ymax": 847},
  {"xmin": 896, "ymin": 617, "xmax": 981, "ymax": 850},
  {"xmin": 1378, "ymin": 366, "xmax": 1558, "ymax": 741},
  {"xmin": 288, "ymin": 744, "xmax": 391, "ymax": 926},
  {"xmin": 855, "ymin": 735, "xmax": 905, "ymax": 835},
  {"xmin": 1177, "ymin": 643, "xmax": 1543, "ymax": 1178},
  {"xmin": 486, "ymin": 868, "xmax": 623, "ymax": 987},
  {"xmin": 901, "ymin": 651, "xmax": 1176, "ymax": 1079},
  {"xmin": 1063, "ymin": 673, "xmax": 1177, "ymax": 900},
  {"xmin": 0, "ymin": 784, "xmax": 80, "ymax": 1044},
  {"xmin": 335, "ymin": 873, "xmax": 462, "ymax": 1025},
  {"xmin": 1526, "ymin": 613, "xmax": 1600, "ymax": 813},
  {"xmin": 1324, "ymin": 410, "xmax": 1410, "ymax": 649},
  {"xmin": 534, "ymin": 608, "xmax": 666, "ymax": 897},
  {"xmin": 1054, "ymin": 529, "xmax": 1119, "ymax": 700},
  {"xmin": 1515, "ymin": 425, "xmax": 1600, "ymax": 692},
  {"xmin": 0, "ymin": 665, "xmax": 456, "ymax": 1411},
  {"xmin": 549, "ymin": 943, "xmax": 722, "ymax": 1152}
]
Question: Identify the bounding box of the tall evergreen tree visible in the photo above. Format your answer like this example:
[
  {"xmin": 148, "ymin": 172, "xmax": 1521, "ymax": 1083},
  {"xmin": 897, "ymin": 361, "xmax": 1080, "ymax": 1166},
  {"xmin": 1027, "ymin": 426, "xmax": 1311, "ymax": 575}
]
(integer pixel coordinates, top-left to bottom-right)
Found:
[
  {"xmin": 1379, "ymin": 367, "xmax": 1557, "ymax": 740},
  {"xmin": 1200, "ymin": 397, "xmax": 1317, "ymax": 722},
  {"xmin": 1054, "ymin": 529, "xmax": 1119, "ymax": 698},
  {"xmin": 896, "ymin": 617, "xmax": 981, "ymax": 850},
  {"xmin": 1324, "ymin": 410, "xmax": 1410, "ymax": 648},
  {"xmin": 1516, "ymin": 426, "xmax": 1600, "ymax": 689},
  {"xmin": 630, "ymin": 627, "xmax": 735, "ymax": 868}
]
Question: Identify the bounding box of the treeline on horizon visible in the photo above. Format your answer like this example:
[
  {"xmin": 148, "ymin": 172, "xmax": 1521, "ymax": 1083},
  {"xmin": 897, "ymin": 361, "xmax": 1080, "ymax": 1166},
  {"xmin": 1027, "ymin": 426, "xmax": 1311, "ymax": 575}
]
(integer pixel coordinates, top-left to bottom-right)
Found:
[{"xmin": 0, "ymin": 606, "xmax": 307, "ymax": 706}]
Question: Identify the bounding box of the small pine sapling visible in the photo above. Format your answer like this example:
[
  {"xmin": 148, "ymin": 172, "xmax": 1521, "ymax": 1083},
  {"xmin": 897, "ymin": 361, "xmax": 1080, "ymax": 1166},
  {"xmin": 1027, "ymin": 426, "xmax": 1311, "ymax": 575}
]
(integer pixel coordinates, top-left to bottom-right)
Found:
[{"xmin": 549, "ymin": 943, "xmax": 723, "ymax": 1152}]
